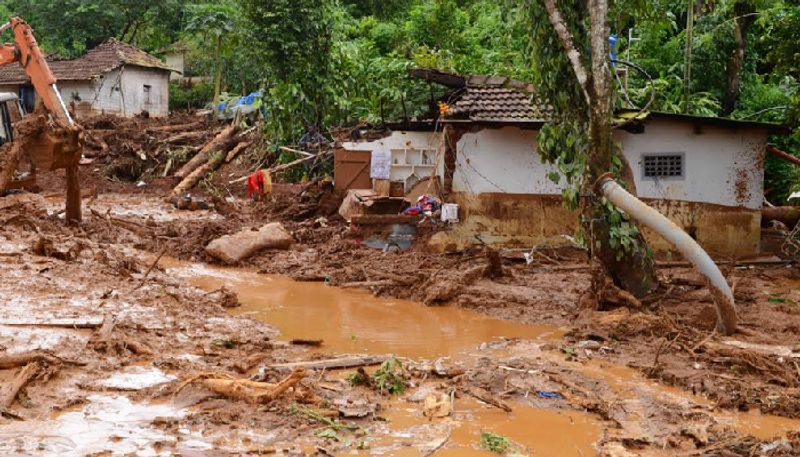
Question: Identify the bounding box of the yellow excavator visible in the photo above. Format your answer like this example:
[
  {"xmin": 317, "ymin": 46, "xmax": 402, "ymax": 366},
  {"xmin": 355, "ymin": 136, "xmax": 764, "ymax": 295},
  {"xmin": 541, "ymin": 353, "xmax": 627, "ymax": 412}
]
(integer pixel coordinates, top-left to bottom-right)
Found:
[{"xmin": 0, "ymin": 17, "xmax": 82, "ymax": 222}]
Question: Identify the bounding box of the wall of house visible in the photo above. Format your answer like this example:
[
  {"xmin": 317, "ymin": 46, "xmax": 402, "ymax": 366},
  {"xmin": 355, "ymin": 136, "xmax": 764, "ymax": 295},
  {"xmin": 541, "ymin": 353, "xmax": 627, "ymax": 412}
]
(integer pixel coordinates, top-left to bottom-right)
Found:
[
  {"xmin": 615, "ymin": 119, "xmax": 767, "ymax": 210},
  {"xmin": 119, "ymin": 66, "xmax": 169, "ymax": 117},
  {"xmin": 341, "ymin": 130, "xmax": 444, "ymax": 190},
  {"xmin": 165, "ymin": 52, "xmax": 184, "ymax": 81},
  {"xmin": 429, "ymin": 122, "xmax": 766, "ymax": 257}
]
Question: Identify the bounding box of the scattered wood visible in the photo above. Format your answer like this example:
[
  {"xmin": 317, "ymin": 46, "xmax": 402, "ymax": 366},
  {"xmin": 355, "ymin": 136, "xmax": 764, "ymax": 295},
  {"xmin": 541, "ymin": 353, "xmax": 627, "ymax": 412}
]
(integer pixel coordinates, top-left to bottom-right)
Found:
[
  {"xmin": 225, "ymin": 141, "xmax": 252, "ymax": 163},
  {"xmin": 229, "ymin": 149, "xmax": 334, "ymax": 184},
  {"xmin": 170, "ymin": 142, "xmax": 232, "ymax": 199},
  {"xmin": 0, "ymin": 352, "xmax": 58, "ymax": 370},
  {"xmin": 0, "ymin": 362, "xmax": 40, "ymax": 409},
  {"xmin": 290, "ymin": 339, "xmax": 323, "ymax": 347},
  {"xmin": 0, "ymin": 317, "xmax": 104, "ymax": 328},
  {"xmin": 148, "ymin": 121, "xmax": 204, "ymax": 133},
  {"xmin": 174, "ymin": 125, "xmax": 238, "ymax": 179},
  {"xmin": 279, "ymin": 146, "xmax": 314, "ymax": 157},
  {"xmin": 464, "ymin": 387, "xmax": 512, "ymax": 412},
  {"xmin": 123, "ymin": 338, "xmax": 154, "ymax": 356},
  {"xmin": 134, "ymin": 246, "xmax": 168, "ymax": 290},
  {"xmin": 177, "ymin": 368, "xmax": 305, "ymax": 404},
  {"xmin": 269, "ymin": 355, "xmax": 388, "ymax": 371},
  {"xmin": 338, "ymin": 280, "xmax": 398, "ymax": 289},
  {"xmin": 164, "ymin": 131, "xmax": 206, "ymax": 145}
]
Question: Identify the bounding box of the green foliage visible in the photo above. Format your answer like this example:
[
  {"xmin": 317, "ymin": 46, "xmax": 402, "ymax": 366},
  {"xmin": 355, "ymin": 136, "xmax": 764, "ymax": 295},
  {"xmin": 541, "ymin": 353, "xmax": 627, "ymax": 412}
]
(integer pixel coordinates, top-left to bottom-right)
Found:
[
  {"xmin": 373, "ymin": 357, "xmax": 408, "ymax": 395},
  {"xmin": 1, "ymin": 0, "xmax": 186, "ymax": 56},
  {"xmin": 169, "ymin": 82, "xmax": 214, "ymax": 110},
  {"xmin": 480, "ymin": 432, "xmax": 516, "ymax": 454}
]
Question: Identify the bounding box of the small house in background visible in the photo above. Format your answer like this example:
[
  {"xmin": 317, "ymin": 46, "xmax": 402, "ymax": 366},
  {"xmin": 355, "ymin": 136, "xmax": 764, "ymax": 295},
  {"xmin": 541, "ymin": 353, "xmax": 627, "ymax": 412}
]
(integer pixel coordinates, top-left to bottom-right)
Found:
[
  {"xmin": 340, "ymin": 70, "xmax": 786, "ymax": 258},
  {"xmin": 0, "ymin": 39, "xmax": 175, "ymax": 117},
  {"xmin": 161, "ymin": 41, "xmax": 210, "ymax": 85}
]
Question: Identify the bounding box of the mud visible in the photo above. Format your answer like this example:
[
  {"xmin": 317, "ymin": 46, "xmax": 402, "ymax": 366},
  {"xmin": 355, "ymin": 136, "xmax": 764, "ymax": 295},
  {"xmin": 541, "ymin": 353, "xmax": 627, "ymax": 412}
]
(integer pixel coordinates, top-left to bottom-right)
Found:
[{"xmin": 0, "ymin": 113, "xmax": 799, "ymax": 455}]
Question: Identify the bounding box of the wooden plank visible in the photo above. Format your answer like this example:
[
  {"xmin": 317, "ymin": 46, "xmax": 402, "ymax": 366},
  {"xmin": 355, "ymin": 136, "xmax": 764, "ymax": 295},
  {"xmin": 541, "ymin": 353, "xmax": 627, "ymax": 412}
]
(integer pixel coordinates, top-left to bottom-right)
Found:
[
  {"xmin": 0, "ymin": 316, "xmax": 104, "ymax": 328},
  {"xmin": 269, "ymin": 355, "xmax": 388, "ymax": 371}
]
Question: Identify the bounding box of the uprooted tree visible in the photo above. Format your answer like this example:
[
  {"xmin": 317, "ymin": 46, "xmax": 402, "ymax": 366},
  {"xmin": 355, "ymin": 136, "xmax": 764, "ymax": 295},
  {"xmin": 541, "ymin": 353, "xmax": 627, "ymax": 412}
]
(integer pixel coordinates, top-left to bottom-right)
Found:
[{"xmin": 523, "ymin": 0, "xmax": 659, "ymax": 300}]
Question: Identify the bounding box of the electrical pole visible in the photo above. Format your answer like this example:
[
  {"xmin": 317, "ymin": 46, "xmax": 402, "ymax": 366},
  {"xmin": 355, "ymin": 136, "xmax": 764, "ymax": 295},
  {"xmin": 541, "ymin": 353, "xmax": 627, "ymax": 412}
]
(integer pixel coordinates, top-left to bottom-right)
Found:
[{"xmin": 682, "ymin": 0, "xmax": 694, "ymax": 113}]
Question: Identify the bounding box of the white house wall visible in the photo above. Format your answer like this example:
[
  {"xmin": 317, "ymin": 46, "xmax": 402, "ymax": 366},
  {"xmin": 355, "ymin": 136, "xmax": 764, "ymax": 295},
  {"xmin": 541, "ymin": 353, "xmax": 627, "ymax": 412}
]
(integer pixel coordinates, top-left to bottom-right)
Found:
[
  {"xmin": 452, "ymin": 122, "xmax": 765, "ymax": 210},
  {"xmin": 616, "ymin": 120, "xmax": 766, "ymax": 209},
  {"xmin": 453, "ymin": 127, "xmax": 562, "ymax": 194},
  {"xmin": 119, "ymin": 66, "xmax": 169, "ymax": 117}
]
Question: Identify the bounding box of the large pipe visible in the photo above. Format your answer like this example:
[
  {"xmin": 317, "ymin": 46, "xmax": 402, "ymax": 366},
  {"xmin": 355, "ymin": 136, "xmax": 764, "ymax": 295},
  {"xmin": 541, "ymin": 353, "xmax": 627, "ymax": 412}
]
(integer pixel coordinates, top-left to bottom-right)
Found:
[{"xmin": 596, "ymin": 174, "xmax": 737, "ymax": 335}]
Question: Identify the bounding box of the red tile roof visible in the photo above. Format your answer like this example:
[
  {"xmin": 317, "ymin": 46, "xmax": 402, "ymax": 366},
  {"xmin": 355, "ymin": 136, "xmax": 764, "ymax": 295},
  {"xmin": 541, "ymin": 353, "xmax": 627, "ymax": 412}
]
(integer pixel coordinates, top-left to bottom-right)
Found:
[
  {"xmin": 449, "ymin": 75, "xmax": 554, "ymax": 123},
  {"xmin": 0, "ymin": 38, "xmax": 173, "ymax": 85}
]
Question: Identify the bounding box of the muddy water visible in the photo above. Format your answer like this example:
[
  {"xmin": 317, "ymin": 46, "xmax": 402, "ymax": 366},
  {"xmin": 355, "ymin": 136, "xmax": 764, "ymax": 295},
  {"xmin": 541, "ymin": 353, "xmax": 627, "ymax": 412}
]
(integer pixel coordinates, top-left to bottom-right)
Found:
[
  {"xmin": 172, "ymin": 263, "xmax": 562, "ymax": 359},
  {"xmin": 170, "ymin": 262, "xmax": 800, "ymax": 454},
  {"xmin": 171, "ymin": 262, "xmax": 601, "ymax": 456}
]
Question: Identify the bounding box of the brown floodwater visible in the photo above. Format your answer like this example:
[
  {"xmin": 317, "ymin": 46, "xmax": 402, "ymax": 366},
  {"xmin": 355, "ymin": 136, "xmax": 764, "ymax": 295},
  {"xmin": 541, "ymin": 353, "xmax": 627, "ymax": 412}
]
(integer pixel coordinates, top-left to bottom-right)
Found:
[
  {"xmin": 170, "ymin": 262, "xmax": 602, "ymax": 456},
  {"xmin": 171, "ymin": 262, "xmax": 563, "ymax": 359},
  {"xmin": 169, "ymin": 261, "xmax": 800, "ymax": 454}
]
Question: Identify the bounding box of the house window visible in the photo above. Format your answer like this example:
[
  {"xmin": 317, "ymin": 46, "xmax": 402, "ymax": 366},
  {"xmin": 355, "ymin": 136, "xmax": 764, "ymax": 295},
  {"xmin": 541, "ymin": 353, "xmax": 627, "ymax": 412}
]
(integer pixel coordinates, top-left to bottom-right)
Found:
[
  {"xmin": 143, "ymin": 85, "xmax": 152, "ymax": 104},
  {"xmin": 642, "ymin": 154, "xmax": 684, "ymax": 179}
]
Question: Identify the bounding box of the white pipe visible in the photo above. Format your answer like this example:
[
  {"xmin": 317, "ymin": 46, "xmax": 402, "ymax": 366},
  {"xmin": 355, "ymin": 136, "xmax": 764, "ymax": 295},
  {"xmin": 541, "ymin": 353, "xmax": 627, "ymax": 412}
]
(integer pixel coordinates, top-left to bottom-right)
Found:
[{"xmin": 597, "ymin": 175, "xmax": 737, "ymax": 335}]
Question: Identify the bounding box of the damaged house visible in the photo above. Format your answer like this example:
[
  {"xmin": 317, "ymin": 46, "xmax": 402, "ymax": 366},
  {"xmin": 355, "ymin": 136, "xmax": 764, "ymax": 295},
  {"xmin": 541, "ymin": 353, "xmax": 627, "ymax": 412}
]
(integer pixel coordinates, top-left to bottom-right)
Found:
[
  {"xmin": 0, "ymin": 38, "xmax": 174, "ymax": 117},
  {"xmin": 340, "ymin": 71, "xmax": 786, "ymax": 258}
]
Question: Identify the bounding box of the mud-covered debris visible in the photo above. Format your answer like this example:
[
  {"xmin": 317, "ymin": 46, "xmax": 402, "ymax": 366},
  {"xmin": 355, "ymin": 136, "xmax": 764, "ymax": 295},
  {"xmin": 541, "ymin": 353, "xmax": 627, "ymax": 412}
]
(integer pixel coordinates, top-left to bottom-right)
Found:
[
  {"xmin": 333, "ymin": 396, "xmax": 375, "ymax": 418},
  {"xmin": 176, "ymin": 368, "xmax": 305, "ymax": 404},
  {"xmin": 206, "ymin": 222, "xmax": 293, "ymax": 263},
  {"xmin": 422, "ymin": 392, "xmax": 453, "ymax": 419}
]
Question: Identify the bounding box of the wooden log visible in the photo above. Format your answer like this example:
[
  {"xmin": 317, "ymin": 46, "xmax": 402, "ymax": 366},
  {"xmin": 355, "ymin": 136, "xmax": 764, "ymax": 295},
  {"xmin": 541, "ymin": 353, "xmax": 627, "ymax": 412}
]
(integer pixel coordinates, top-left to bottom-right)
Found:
[
  {"xmin": 174, "ymin": 125, "xmax": 238, "ymax": 179},
  {"xmin": 225, "ymin": 141, "xmax": 252, "ymax": 163},
  {"xmin": 269, "ymin": 355, "xmax": 388, "ymax": 371},
  {"xmin": 762, "ymin": 206, "xmax": 800, "ymax": 227},
  {"xmin": 464, "ymin": 387, "xmax": 512, "ymax": 412},
  {"xmin": 767, "ymin": 144, "xmax": 800, "ymax": 167},
  {"xmin": 0, "ymin": 353, "xmax": 56, "ymax": 370},
  {"xmin": 164, "ymin": 131, "xmax": 206, "ymax": 144},
  {"xmin": 0, "ymin": 362, "xmax": 40, "ymax": 409},
  {"xmin": 229, "ymin": 149, "xmax": 334, "ymax": 184},
  {"xmin": 148, "ymin": 121, "xmax": 204, "ymax": 133},
  {"xmin": 169, "ymin": 143, "xmax": 231, "ymax": 198}
]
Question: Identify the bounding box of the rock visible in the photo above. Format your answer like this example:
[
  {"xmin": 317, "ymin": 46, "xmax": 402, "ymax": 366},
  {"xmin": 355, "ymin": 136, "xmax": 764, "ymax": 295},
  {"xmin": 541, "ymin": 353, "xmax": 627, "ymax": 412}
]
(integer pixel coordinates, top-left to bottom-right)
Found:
[
  {"xmin": 681, "ymin": 423, "xmax": 710, "ymax": 446},
  {"xmin": 205, "ymin": 223, "xmax": 292, "ymax": 263},
  {"xmin": 422, "ymin": 392, "xmax": 453, "ymax": 419},
  {"xmin": 577, "ymin": 340, "xmax": 602, "ymax": 350}
]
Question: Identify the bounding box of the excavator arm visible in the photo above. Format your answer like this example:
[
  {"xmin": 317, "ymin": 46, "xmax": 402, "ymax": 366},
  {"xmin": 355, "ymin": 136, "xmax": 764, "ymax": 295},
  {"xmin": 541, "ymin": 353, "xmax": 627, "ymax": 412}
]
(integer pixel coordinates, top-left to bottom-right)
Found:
[
  {"xmin": 0, "ymin": 16, "xmax": 82, "ymax": 222},
  {"xmin": 0, "ymin": 17, "xmax": 73, "ymax": 128}
]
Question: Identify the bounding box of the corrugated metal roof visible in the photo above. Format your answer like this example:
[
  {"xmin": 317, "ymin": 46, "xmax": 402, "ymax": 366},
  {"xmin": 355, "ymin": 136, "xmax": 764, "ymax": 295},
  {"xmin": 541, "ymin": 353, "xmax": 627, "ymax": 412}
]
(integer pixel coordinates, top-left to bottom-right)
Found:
[
  {"xmin": 447, "ymin": 75, "xmax": 554, "ymax": 123},
  {"xmin": 0, "ymin": 38, "xmax": 174, "ymax": 84}
]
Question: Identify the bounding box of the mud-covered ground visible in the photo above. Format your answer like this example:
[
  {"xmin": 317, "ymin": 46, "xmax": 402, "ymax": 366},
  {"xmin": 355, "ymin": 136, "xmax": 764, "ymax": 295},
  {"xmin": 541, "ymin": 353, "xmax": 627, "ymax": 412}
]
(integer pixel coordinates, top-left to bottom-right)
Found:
[{"xmin": 1, "ymin": 114, "xmax": 799, "ymax": 456}]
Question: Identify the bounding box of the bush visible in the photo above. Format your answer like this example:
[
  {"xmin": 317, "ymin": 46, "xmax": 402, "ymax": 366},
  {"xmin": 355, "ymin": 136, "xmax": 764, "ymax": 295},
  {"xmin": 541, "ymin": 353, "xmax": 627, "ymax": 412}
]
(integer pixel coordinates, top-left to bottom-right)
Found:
[{"xmin": 169, "ymin": 82, "xmax": 214, "ymax": 111}]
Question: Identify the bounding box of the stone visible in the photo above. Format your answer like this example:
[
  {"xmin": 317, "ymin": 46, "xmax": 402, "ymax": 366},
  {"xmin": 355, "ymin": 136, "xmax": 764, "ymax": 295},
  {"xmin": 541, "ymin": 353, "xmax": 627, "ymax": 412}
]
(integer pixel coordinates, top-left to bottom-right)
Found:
[{"xmin": 205, "ymin": 223, "xmax": 292, "ymax": 263}]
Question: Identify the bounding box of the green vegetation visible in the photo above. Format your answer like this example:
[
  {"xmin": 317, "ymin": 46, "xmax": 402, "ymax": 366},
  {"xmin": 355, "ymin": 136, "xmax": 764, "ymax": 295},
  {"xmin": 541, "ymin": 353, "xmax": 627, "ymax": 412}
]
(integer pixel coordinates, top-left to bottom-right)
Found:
[
  {"xmin": 480, "ymin": 432, "xmax": 516, "ymax": 454},
  {"xmin": 0, "ymin": 0, "xmax": 797, "ymax": 201},
  {"xmin": 373, "ymin": 357, "xmax": 408, "ymax": 395}
]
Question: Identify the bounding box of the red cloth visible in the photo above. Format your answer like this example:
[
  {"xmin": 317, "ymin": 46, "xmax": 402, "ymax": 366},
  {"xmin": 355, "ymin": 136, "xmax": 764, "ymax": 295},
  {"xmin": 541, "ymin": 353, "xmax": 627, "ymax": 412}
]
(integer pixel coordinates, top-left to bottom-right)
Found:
[{"xmin": 246, "ymin": 170, "xmax": 264, "ymax": 198}]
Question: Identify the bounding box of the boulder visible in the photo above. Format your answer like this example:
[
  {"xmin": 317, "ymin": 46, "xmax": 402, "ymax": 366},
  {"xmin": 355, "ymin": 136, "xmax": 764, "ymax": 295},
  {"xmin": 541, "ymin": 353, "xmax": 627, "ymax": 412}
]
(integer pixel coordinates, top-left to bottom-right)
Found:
[{"xmin": 206, "ymin": 222, "xmax": 292, "ymax": 263}]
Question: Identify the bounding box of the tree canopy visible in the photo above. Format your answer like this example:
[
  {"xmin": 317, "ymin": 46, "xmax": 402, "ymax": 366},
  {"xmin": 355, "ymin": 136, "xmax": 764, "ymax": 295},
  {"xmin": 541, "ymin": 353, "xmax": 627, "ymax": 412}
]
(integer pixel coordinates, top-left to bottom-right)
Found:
[{"xmin": 0, "ymin": 0, "xmax": 797, "ymax": 200}]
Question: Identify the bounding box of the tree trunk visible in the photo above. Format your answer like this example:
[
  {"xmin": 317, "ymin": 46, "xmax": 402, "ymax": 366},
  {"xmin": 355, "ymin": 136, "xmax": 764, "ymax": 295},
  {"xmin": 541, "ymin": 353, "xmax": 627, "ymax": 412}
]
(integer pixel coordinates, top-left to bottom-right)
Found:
[
  {"xmin": 721, "ymin": 1, "xmax": 756, "ymax": 116},
  {"xmin": 586, "ymin": 0, "xmax": 659, "ymax": 297},
  {"xmin": 213, "ymin": 35, "xmax": 223, "ymax": 109}
]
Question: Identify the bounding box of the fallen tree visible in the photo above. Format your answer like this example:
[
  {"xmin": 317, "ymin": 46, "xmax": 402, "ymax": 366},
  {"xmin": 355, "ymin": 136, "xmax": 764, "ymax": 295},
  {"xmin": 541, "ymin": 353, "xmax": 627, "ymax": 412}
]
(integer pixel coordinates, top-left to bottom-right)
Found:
[{"xmin": 174, "ymin": 124, "xmax": 238, "ymax": 179}]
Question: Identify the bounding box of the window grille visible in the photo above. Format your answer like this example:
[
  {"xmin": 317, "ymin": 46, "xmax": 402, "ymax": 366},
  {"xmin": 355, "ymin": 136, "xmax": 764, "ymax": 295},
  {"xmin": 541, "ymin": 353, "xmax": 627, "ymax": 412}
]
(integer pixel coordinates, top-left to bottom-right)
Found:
[{"xmin": 643, "ymin": 154, "xmax": 683, "ymax": 179}]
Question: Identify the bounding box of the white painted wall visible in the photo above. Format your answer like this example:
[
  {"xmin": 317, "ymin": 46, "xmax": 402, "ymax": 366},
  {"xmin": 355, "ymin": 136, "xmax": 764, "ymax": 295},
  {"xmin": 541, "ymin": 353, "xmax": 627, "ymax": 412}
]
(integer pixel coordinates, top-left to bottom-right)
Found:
[
  {"xmin": 3, "ymin": 66, "xmax": 170, "ymax": 118},
  {"xmin": 452, "ymin": 121, "xmax": 766, "ymax": 209},
  {"xmin": 119, "ymin": 66, "xmax": 169, "ymax": 117},
  {"xmin": 453, "ymin": 127, "xmax": 563, "ymax": 194},
  {"xmin": 342, "ymin": 130, "xmax": 444, "ymax": 186},
  {"xmin": 615, "ymin": 119, "xmax": 766, "ymax": 209}
]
